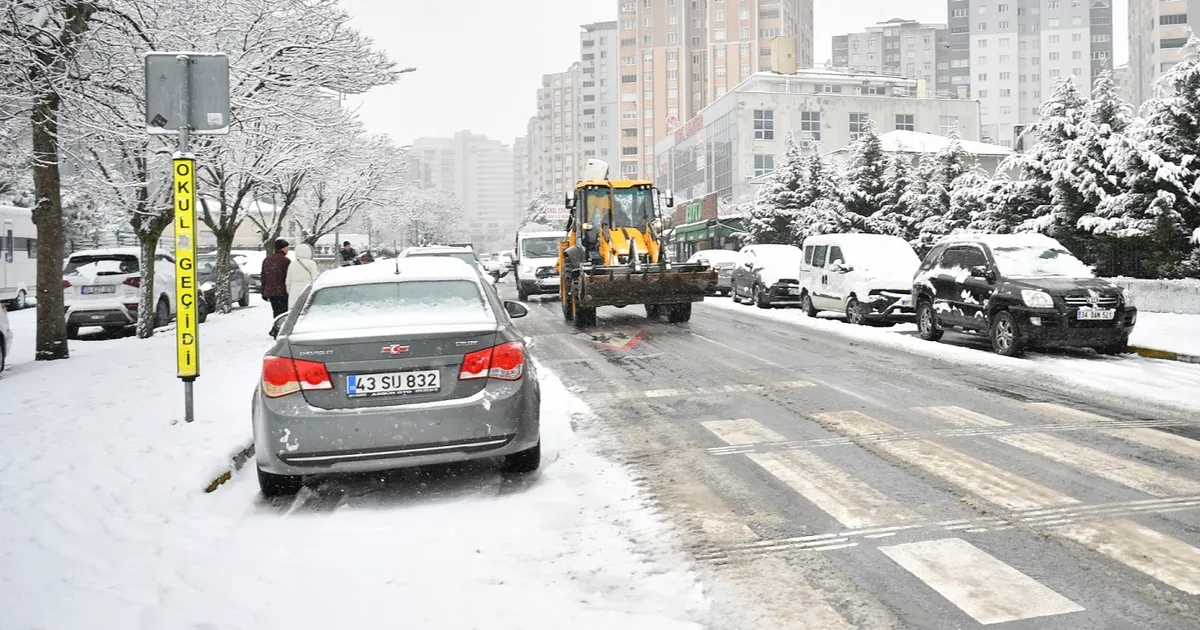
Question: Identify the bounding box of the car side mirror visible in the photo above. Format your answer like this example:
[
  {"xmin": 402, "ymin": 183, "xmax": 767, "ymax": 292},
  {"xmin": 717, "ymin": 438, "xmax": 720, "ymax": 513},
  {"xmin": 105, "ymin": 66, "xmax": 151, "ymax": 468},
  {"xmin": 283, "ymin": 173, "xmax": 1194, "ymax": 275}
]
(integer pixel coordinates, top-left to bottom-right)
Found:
[
  {"xmin": 969, "ymin": 266, "xmax": 995, "ymax": 282},
  {"xmin": 504, "ymin": 301, "xmax": 528, "ymax": 319},
  {"xmin": 270, "ymin": 313, "xmax": 288, "ymax": 338}
]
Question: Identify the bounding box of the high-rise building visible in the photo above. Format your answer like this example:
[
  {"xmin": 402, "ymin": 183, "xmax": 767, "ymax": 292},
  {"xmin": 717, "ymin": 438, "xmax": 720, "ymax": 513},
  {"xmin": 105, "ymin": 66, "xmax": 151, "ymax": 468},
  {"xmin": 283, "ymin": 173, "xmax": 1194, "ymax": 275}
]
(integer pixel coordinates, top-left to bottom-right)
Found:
[
  {"xmin": 513, "ymin": 136, "xmax": 530, "ymax": 225},
  {"xmin": 831, "ymin": 19, "xmax": 950, "ymax": 92},
  {"xmin": 410, "ymin": 131, "xmax": 516, "ymax": 250},
  {"xmin": 1129, "ymin": 0, "xmax": 1197, "ymax": 106},
  {"xmin": 581, "ymin": 21, "xmax": 621, "ymax": 172},
  {"xmin": 945, "ymin": 0, "xmax": 1114, "ymax": 149},
  {"xmin": 528, "ymin": 63, "xmax": 583, "ymax": 197},
  {"xmin": 617, "ymin": 0, "xmax": 814, "ymax": 180},
  {"xmin": 1112, "ymin": 62, "xmax": 1133, "ymax": 104}
]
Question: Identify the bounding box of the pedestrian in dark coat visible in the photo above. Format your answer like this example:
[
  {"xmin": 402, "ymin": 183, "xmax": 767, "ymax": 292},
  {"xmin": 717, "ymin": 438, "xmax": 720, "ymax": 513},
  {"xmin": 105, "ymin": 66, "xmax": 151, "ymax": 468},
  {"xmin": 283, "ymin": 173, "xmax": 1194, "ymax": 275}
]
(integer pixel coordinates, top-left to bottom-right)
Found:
[{"xmin": 261, "ymin": 239, "xmax": 292, "ymax": 319}]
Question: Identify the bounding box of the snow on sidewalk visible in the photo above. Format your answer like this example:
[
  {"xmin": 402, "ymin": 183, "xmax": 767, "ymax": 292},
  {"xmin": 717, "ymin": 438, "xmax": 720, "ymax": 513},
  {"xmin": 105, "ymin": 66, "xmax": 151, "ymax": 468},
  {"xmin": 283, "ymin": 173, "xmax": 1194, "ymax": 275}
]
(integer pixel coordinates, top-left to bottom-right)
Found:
[
  {"xmin": 704, "ymin": 298, "xmax": 1200, "ymax": 412},
  {"xmin": 0, "ymin": 306, "xmax": 708, "ymax": 630},
  {"xmin": 1129, "ymin": 312, "xmax": 1200, "ymax": 356}
]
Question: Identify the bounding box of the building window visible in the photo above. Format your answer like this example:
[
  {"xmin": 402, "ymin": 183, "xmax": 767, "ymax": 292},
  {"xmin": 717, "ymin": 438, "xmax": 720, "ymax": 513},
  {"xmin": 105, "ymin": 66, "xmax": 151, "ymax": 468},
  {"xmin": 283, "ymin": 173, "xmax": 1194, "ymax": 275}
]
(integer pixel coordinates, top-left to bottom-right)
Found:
[
  {"xmin": 623, "ymin": 128, "xmax": 637, "ymax": 137},
  {"xmin": 1049, "ymin": 52, "xmax": 1060, "ymax": 61},
  {"xmin": 741, "ymin": 63, "xmax": 751, "ymax": 75},
  {"xmin": 643, "ymin": 16, "xmax": 652, "ymax": 26},
  {"xmin": 715, "ymin": 10, "xmax": 725, "ymax": 21},
  {"xmin": 939, "ymin": 116, "xmax": 959, "ymax": 136},
  {"xmin": 715, "ymin": 29, "xmax": 726, "ymax": 41},
  {"xmin": 669, "ymin": 14, "xmax": 678, "ymax": 24},
  {"xmin": 999, "ymin": 88, "xmax": 1011, "ymax": 97},
  {"xmin": 645, "ymin": 126, "xmax": 654, "ymax": 137},
  {"xmin": 644, "ymin": 35, "xmax": 652, "ymax": 45},
  {"xmin": 753, "ymin": 154, "xmax": 775, "ymax": 177},
  {"xmin": 667, "ymin": 69, "xmax": 678, "ymax": 80},
  {"xmin": 978, "ymin": 73, "xmax": 988, "ymax": 81},
  {"xmin": 667, "ymin": 51, "xmax": 678, "ymax": 62},
  {"xmin": 667, "ymin": 32, "xmax": 678, "ymax": 43},
  {"xmin": 1161, "ymin": 14, "xmax": 1187, "ymax": 26},
  {"xmin": 1092, "ymin": 34, "xmax": 1111, "ymax": 43},
  {"xmin": 998, "ymin": 3, "xmax": 1009, "ymax": 12},
  {"xmin": 643, "ymin": 71, "xmax": 653, "ymax": 80},
  {"xmin": 716, "ymin": 48, "xmax": 726, "ymax": 59},
  {"xmin": 715, "ymin": 66, "xmax": 727, "ymax": 77},
  {"xmin": 621, "ymin": 75, "xmax": 636, "ymax": 83},
  {"xmin": 754, "ymin": 109, "xmax": 774, "ymax": 140},
  {"xmin": 667, "ymin": 87, "xmax": 678, "ymax": 98},
  {"xmin": 895, "ymin": 114, "xmax": 914, "ymax": 131},
  {"xmin": 799, "ymin": 111, "xmax": 820, "ymax": 140},
  {"xmin": 623, "ymin": 147, "xmax": 639, "ymax": 155},
  {"xmin": 849, "ymin": 112, "xmax": 869, "ymax": 140},
  {"xmin": 999, "ymin": 72, "xmax": 1011, "ymax": 80}
]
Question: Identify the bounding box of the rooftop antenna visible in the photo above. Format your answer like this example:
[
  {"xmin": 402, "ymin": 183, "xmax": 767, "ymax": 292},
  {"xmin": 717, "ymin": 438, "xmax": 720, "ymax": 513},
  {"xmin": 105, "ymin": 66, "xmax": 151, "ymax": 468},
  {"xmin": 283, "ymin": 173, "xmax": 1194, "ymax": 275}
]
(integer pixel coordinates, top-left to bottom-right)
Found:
[{"xmin": 393, "ymin": 240, "xmax": 400, "ymax": 275}]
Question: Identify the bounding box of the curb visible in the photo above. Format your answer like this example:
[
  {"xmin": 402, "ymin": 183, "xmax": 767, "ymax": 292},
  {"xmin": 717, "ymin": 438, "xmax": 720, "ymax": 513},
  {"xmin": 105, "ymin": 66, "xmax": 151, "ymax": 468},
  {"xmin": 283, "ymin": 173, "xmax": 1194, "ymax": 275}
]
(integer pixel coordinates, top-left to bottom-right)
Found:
[
  {"xmin": 204, "ymin": 441, "xmax": 256, "ymax": 493},
  {"xmin": 1127, "ymin": 346, "xmax": 1200, "ymax": 365}
]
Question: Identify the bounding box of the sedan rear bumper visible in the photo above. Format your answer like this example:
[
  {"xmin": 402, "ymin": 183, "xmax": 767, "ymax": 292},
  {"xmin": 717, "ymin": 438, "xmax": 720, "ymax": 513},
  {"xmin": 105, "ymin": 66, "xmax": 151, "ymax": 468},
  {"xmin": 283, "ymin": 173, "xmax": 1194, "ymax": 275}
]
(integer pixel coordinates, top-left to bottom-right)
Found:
[
  {"xmin": 253, "ymin": 379, "xmax": 540, "ymax": 476},
  {"xmin": 66, "ymin": 304, "xmax": 134, "ymax": 327}
]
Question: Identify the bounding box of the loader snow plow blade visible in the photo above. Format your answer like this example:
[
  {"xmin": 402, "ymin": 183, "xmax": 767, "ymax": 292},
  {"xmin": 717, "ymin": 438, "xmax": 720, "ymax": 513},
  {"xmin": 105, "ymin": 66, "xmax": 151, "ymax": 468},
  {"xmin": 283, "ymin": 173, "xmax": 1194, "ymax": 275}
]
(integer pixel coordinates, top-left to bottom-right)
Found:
[{"xmin": 577, "ymin": 264, "xmax": 717, "ymax": 308}]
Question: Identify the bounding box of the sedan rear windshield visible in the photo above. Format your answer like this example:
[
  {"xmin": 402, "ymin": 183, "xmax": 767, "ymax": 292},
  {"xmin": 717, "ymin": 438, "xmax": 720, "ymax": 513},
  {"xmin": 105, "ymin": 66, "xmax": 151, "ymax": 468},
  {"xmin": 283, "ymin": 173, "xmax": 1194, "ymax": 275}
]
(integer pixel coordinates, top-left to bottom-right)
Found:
[
  {"xmin": 64, "ymin": 255, "xmax": 138, "ymax": 276},
  {"xmin": 409, "ymin": 252, "xmax": 479, "ymax": 266},
  {"xmin": 293, "ymin": 280, "xmax": 493, "ymax": 333}
]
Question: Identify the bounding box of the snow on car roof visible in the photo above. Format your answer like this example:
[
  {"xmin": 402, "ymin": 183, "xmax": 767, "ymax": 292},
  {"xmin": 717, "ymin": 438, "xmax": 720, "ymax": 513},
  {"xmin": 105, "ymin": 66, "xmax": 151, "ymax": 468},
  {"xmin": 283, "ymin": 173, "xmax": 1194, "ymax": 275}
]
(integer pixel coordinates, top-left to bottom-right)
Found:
[
  {"xmin": 312, "ymin": 256, "xmax": 480, "ymax": 290},
  {"xmin": 937, "ymin": 232, "xmax": 1065, "ymax": 249},
  {"xmin": 404, "ymin": 245, "xmax": 473, "ymax": 254},
  {"xmin": 67, "ymin": 247, "xmax": 143, "ymax": 259}
]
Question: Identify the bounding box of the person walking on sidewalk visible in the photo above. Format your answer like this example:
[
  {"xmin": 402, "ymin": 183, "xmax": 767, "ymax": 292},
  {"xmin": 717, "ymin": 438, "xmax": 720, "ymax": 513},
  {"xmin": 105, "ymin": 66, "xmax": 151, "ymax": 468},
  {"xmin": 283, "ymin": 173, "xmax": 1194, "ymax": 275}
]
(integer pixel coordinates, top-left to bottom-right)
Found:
[
  {"xmin": 261, "ymin": 239, "xmax": 292, "ymax": 318},
  {"xmin": 286, "ymin": 243, "xmax": 321, "ymax": 310}
]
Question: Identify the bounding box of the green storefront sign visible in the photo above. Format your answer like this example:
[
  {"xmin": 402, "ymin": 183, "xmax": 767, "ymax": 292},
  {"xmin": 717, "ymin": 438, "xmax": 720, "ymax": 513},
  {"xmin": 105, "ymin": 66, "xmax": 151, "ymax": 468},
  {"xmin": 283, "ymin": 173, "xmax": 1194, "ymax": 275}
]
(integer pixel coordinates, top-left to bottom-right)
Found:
[{"xmin": 684, "ymin": 202, "xmax": 702, "ymax": 224}]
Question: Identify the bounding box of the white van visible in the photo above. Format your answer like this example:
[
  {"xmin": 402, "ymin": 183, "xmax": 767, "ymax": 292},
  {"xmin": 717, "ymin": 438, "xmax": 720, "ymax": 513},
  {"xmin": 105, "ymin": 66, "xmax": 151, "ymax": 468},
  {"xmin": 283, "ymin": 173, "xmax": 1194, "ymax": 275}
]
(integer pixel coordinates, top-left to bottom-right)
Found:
[
  {"xmin": 0, "ymin": 205, "xmax": 37, "ymax": 310},
  {"xmin": 799, "ymin": 233, "xmax": 921, "ymax": 325},
  {"xmin": 514, "ymin": 230, "xmax": 567, "ymax": 301}
]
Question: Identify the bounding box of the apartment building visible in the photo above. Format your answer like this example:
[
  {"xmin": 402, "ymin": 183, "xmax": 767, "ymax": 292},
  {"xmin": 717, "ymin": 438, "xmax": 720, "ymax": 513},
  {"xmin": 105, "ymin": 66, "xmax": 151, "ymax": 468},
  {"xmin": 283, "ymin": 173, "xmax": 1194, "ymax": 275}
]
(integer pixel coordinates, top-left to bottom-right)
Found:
[
  {"xmin": 1129, "ymin": 0, "xmax": 1199, "ymax": 105},
  {"xmin": 617, "ymin": 0, "xmax": 814, "ymax": 180},
  {"xmin": 944, "ymin": 0, "xmax": 1114, "ymax": 148},
  {"xmin": 410, "ymin": 131, "xmax": 516, "ymax": 251},
  {"xmin": 1112, "ymin": 62, "xmax": 1133, "ymax": 104},
  {"xmin": 653, "ymin": 69, "xmax": 981, "ymax": 205},
  {"xmin": 513, "ymin": 136, "xmax": 530, "ymax": 225},
  {"xmin": 580, "ymin": 21, "xmax": 621, "ymax": 170},
  {"xmin": 831, "ymin": 19, "xmax": 951, "ymax": 93},
  {"xmin": 526, "ymin": 63, "xmax": 584, "ymax": 198}
]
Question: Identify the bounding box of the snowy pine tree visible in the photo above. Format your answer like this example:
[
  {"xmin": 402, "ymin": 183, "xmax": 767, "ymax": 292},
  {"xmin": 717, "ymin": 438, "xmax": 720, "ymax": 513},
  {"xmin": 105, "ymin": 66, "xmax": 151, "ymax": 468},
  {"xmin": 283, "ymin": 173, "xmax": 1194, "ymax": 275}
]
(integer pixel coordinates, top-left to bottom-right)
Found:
[
  {"xmin": 911, "ymin": 133, "xmax": 974, "ymax": 251},
  {"xmin": 1012, "ymin": 78, "xmax": 1087, "ymax": 236},
  {"xmin": 871, "ymin": 154, "xmax": 915, "ymax": 239},
  {"xmin": 792, "ymin": 153, "xmax": 862, "ymax": 242},
  {"xmin": 747, "ymin": 134, "xmax": 805, "ymax": 244},
  {"xmin": 519, "ymin": 190, "xmax": 557, "ymax": 230},
  {"xmin": 841, "ymin": 123, "xmax": 889, "ymax": 218}
]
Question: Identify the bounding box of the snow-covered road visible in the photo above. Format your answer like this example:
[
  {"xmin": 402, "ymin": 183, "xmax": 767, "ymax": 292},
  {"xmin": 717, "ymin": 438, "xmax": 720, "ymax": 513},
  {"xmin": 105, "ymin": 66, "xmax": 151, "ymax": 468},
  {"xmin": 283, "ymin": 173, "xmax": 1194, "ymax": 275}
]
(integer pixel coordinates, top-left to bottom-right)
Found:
[{"xmin": 0, "ymin": 306, "xmax": 708, "ymax": 630}]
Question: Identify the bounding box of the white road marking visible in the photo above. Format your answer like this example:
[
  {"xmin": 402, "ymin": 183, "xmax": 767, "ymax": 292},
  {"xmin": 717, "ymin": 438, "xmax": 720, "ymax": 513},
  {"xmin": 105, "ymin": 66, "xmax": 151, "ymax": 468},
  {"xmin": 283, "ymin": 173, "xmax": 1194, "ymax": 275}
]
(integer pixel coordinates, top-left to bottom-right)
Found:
[
  {"xmin": 1054, "ymin": 519, "xmax": 1200, "ymax": 595},
  {"xmin": 879, "ymin": 537, "xmax": 1085, "ymax": 625},
  {"xmin": 702, "ymin": 418, "xmax": 787, "ymax": 446},
  {"xmin": 748, "ymin": 450, "xmax": 922, "ymax": 529},
  {"xmin": 640, "ymin": 380, "xmax": 814, "ymax": 399},
  {"xmin": 1027, "ymin": 402, "xmax": 1200, "ymax": 462},
  {"xmin": 817, "ymin": 411, "xmax": 1080, "ymax": 511},
  {"xmin": 993, "ymin": 432, "xmax": 1200, "ymax": 497},
  {"xmin": 917, "ymin": 405, "xmax": 1011, "ymax": 427}
]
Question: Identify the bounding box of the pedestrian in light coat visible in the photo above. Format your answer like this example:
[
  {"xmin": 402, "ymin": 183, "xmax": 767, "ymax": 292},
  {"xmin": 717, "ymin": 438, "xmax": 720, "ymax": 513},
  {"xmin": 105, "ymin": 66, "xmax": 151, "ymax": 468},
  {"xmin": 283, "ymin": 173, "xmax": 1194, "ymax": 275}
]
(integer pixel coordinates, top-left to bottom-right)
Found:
[
  {"xmin": 286, "ymin": 243, "xmax": 321, "ymax": 309},
  {"xmin": 261, "ymin": 239, "xmax": 292, "ymax": 318}
]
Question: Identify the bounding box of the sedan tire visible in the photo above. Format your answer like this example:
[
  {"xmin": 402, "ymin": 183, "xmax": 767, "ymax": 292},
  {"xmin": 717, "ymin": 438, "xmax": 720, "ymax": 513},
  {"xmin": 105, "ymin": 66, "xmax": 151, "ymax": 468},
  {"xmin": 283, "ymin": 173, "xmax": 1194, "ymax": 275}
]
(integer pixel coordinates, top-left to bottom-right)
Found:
[
  {"xmin": 801, "ymin": 293, "xmax": 819, "ymax": 318},
  {"xmin": 917, "ymin": 300, "xmax": 944, "ymax": 342},
  {"xmin": 504, "ymin": 441, "xmax": 541, "ymax": 474},
  {"xmin": 257, "ymin": 467, "xmax": 303, "ymax": 497},
  {"xmin": 846, "ymin": 297, "xmax": 869, "ymax": 326}
]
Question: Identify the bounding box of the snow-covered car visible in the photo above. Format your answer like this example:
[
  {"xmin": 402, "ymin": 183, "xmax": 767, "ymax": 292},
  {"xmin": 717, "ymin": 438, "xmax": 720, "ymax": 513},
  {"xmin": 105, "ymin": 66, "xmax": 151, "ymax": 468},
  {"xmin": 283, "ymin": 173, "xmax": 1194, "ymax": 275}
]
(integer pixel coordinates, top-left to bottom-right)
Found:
[
  {"xmin": 197, "ymin": 255, "xmax": 251, "ymax": 321},
  {"xmin": 62, "ymin": 248, "xmax": 175, "ymax": 338},
  {"xmin": 913, "ymin": 233, "xmax": 1138, "ymax": 357},
  {"xmin": 252, "ymin": 256, "xmax": 540, "ymax": 496},
  {"xmin": 0, "ymin": 301, "xmax": 11, "ymax": 373},
  {"xmin": 400, "ymin": 245, "xmax": 496, "ymax": 285},
  {"xmin": 730, "ymin": 244, "xmax": 803, "ymax": 308},
  {"xmin": 687, "ymin": 249, "xmax": 740, "ymax": 296},
  {"xmin": 799, "ymin": 234, "xmax": 921, "ymax": 325},
  {"xmin": 234, "ymin": 251, "xmax": 266, "ymax": 292}
]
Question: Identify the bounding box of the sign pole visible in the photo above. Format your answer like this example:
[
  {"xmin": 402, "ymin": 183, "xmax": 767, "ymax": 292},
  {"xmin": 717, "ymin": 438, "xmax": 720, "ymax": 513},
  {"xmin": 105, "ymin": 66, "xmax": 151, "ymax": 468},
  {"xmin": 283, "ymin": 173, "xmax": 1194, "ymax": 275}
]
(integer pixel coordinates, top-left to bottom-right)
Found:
[{"xmin": 174, "ymin": 54, "xmax": 199, "ymax": 423}]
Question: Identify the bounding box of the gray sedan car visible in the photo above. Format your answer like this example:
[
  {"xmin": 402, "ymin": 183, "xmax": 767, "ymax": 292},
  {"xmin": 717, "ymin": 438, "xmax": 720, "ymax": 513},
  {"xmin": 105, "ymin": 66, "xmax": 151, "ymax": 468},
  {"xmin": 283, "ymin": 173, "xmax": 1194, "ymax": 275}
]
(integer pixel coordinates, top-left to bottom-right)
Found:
[{"xmin": 252, "ymin": 256, "xmax": 541, "ymax": 496}]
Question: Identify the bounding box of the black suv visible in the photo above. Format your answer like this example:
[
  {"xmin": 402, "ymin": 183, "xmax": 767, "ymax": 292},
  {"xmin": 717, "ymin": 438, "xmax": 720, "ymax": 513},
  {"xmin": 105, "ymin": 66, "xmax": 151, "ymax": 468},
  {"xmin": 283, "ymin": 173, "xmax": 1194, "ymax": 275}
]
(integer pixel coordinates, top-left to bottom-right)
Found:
[{"xmin": 912, "ymin": 234, "xmax": 1137, "ymax": 357}]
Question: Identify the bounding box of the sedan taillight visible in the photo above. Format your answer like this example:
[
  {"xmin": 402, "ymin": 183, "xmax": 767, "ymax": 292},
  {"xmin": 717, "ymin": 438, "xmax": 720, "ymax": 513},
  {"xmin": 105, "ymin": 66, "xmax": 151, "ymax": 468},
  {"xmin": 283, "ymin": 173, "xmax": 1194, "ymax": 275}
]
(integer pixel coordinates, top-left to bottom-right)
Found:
[
  {"xmin": 62, "ymin": 280, "xmax": 71, "ymax": 288},
  {"xmin": 123, "ymin": 277, "xmax": 140, "ymax": 288},
  {"xmin": 459, "ymin": 342, "xmax": 526, "ymax": 381},
  {"xmin": 262, "ymin": 356, "xmax": 333, "ymax": 398}
]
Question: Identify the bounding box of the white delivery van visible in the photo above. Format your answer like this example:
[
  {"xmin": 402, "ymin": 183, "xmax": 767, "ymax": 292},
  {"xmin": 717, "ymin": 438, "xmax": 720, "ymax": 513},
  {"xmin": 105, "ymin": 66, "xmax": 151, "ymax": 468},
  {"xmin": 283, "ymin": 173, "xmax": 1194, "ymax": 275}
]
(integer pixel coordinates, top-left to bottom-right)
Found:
[
  {"xmin": 0, "ymin": 205, "xmax": 37, "ymax": 310},
  {"xmin": 799, "ymin": 233, "xmax": 922, "ymax": 325},
  {"xmin": 514, "ymin": 230, "xmax": 567, "ymax": 301}
]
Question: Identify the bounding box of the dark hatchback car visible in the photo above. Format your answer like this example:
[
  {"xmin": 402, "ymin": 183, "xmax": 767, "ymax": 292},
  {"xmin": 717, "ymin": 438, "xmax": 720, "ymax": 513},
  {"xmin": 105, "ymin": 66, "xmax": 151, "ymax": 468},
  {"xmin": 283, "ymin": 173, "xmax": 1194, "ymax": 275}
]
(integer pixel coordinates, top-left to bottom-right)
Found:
[
  {"xmin": 196, "ymin": 255, "xmax": 250, "ymax": 321},
  {"xmin": 730, "ymin": 244, "xmax": 804, "ymax": 308},
  {"xmin": 912, "ymin": 233, "xmax": 1137, "ymax": 357}
]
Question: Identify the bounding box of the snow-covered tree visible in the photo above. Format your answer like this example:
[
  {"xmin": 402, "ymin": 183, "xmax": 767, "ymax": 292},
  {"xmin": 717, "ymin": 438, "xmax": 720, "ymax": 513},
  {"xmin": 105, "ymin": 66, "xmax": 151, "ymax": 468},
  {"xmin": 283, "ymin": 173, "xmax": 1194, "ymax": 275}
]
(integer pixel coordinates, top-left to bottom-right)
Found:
[
  {"xmin": 1008, "ymin": 78, "xmax": 1087, "ymax": 238},
  {"xmin": 841, "ymin": 123, "xmax": 889, "ymax": 218},
  {"xmin": 293, "ymin": 132, "xmax": 397, "ymax": 250},
  {"xmin": 519, "ymin": 190, "xmax": 559, "ymax": 230},
  {"xmin": 907, "ymin": 133, "xmax": 974, "ymax": 251},
  {"xmin": 0, "ymin": 118, "xmax": 34, "ymax": 207},
  {"xmin": 747, "ymin": 134, "xmax": 805, "ymax": 244},
  {"xmin": 371, "ymin": 186, "xmax": 468, "ymax": 247},
  {"xmin": 873, "ymin": 154, "xmax": 918, "ymax": 241}
]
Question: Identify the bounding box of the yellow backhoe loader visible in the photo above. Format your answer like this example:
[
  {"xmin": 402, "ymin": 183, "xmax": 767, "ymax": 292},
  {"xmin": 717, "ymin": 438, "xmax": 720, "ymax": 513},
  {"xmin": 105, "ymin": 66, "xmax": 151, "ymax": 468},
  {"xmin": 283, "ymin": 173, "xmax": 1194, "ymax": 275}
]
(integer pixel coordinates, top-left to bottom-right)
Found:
[{"xmin": 557, "ymin": 159, "xmax": 717, "ymax": 328}]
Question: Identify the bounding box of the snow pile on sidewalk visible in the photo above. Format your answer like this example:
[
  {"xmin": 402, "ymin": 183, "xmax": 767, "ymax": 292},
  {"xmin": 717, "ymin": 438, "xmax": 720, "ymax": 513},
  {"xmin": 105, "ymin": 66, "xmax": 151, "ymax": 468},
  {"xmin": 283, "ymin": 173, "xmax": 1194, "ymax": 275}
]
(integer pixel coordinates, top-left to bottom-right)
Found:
[
  {"xmin": 705, "ymin": 299, "xmax": 1200, "ymax": 411},
  {"xmin": 1129, "ymin": 312, "xmax": 1200, "ymax": 356},
  {"xmin": 0, "ymin": 306, "xmax": 708, "ymax": 630}
]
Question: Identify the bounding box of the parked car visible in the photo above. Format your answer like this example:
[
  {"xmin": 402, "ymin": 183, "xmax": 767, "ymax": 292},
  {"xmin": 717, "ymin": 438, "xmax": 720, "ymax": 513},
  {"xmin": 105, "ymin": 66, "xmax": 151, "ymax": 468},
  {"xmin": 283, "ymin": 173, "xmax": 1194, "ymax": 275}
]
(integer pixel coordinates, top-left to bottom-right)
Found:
[
  {"xmin": 400, "ymin": 245, "xmax": 496, "ymax": 285},
  {"xmin": 479, "ymin": 253, "xmax": 505, "ymax": 279},
  {"xmin": 1, "ymin": 204, "xmax": 36, "ymax": 310},
  {"xmin": 799, "ymin": 234, "xmax": 921, "ymax": 325},
  {"xmin": 253, "ymin": 256, "xmax": 541, "ymax": 496},
  {"xmin": 730, "ymin": 244, "xmax": 804, "ymax": 308},
  {"xmin": 0, "ymin": 301, "xmax": 11, "ymax": 373},
  {"xmin": 197, "ymin": 255, "xmax": 251, "ymax": 321},
  {"xmin": 513, "ymin": 231, "xmax": 567, "ymax": 301},
  {"xmin": 235, "ymin": 251, "xmax": 267, "ymax": 292},
  {"xmin": 62, "ymin": 248, "xmax": 175, "ymax": 338},
  {"xmin": 687, "ymin": 249, "xmax": 740, "ymax": 296},
  {"xmin": 913, "ymin": 233, "xmax": 1137, "ymax": 357}
]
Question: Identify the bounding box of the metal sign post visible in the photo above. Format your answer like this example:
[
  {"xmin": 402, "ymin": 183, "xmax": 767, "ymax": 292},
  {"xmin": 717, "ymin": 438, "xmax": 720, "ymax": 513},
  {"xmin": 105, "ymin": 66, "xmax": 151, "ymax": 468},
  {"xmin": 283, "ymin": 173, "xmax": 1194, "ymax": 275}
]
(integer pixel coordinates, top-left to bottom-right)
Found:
[{"xmin": 145, "ymin": 52, "xmax": 230, "ymax": 423}]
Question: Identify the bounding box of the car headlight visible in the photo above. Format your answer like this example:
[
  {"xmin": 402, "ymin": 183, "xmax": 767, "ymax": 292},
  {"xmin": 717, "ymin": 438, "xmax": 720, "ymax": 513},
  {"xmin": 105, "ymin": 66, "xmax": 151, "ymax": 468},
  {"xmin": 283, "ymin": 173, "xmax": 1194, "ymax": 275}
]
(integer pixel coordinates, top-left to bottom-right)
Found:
[
  {"xmin": 200, "ymin": 281, "xmax": 215, "ymax": 292},
  {"xmin": 1020, "ymin": 289, "xmax": 1054, "ymax": 308}
]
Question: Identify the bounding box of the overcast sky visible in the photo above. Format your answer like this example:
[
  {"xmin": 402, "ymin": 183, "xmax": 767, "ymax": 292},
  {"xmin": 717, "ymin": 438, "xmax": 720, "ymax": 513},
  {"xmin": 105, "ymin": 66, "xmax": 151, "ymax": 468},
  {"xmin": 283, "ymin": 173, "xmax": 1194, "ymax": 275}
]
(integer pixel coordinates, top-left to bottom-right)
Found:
[{"xmin": 339, "ymin": 0, "xmax": 1128, "ymax": 147}]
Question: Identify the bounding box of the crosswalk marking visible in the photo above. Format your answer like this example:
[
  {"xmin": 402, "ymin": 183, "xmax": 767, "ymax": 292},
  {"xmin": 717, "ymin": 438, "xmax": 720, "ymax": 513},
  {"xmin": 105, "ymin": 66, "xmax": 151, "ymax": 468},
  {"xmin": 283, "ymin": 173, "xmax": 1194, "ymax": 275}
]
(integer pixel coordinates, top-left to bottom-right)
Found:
[
  {"xmin": 1027, "ymin": 402, "xmax": 1200, "ymax": 462},
  {"xmin": 879, "ymin": 538, "xmax": 1085, "ymax": 625},
  {"xmin": 916, "ymin": 407, "xmax": 1200, "ymax": 497},
  {"xmin": 1054, "ymin": 519, "xmax": 1200, "ymax": 595},
  {"xmin": 702, "ymin": 419, "xmax": 786, "ymax": 446},
  {"xmin": 748, "ymin": 451, "xmax": 922, "ymax": 529},
  {"xmin": 641, "ymin": 379, "xmax": 815, "ymax": 399},
  {"xmin": 992, "ymin": 432, "xmax": 1200, "ymax": 497},
  {"xmin": 816, "ymin": 410, "xmax": 1079, "ymax": 511}
]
